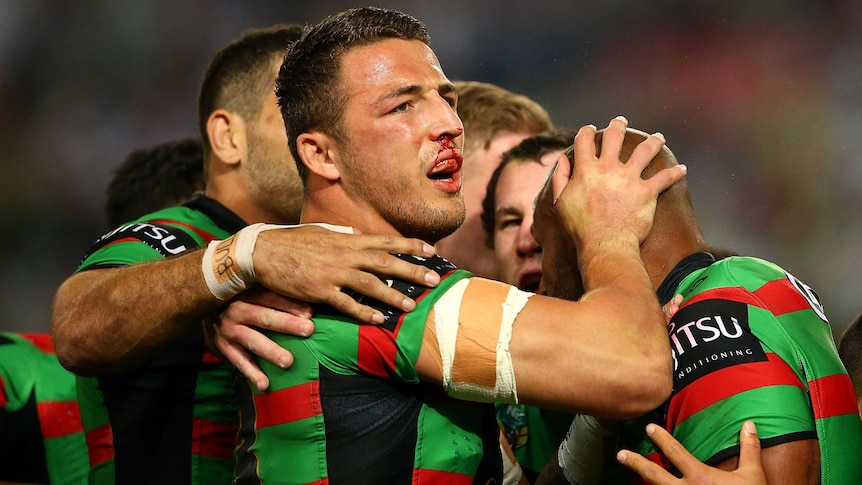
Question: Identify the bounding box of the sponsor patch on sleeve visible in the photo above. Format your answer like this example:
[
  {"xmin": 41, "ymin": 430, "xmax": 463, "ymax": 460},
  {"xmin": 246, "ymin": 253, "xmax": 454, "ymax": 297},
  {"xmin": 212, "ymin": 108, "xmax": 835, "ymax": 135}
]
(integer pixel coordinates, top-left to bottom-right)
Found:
[
  {"xmin": 669, "ymin": 299, "xmax": 767, "ymax": 392},
  {"xmin": 80, "ymin": 221, "xmax": 200, "ymax": 262}
]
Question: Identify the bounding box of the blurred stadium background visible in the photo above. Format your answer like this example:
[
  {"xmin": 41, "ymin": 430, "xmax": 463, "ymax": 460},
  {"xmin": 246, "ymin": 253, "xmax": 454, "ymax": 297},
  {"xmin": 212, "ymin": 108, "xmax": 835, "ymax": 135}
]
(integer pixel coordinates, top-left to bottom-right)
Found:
[{"xmin": 1, "ymin": 0, "xmax": 860, "ymax": 341}]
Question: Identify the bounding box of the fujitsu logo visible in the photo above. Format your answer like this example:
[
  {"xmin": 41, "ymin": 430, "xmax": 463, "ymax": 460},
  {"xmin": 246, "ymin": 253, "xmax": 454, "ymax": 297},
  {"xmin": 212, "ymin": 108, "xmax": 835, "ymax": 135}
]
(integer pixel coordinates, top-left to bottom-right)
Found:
[
  {"xmin": 668, "ymin": 315, "xmax": 744, "ymax": 371},
  {"xmin": 100, "ymin": 222, "xmax": 188, "ymax": 255},
  {"xmin": 666, "ymin": 299, "xmax": 766, "ymax": 392}
]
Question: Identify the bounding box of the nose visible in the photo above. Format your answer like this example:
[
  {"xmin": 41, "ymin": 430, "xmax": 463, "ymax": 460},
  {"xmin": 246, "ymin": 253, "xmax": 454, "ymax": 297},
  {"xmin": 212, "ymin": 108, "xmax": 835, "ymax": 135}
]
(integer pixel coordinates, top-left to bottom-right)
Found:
[
  {"xmin": 430, "ymin": 95, "xmax": 463, "ymax": 142},
  {"xmin": 516, "ymin": 216, "xmax": 540, "ymax": 257}
]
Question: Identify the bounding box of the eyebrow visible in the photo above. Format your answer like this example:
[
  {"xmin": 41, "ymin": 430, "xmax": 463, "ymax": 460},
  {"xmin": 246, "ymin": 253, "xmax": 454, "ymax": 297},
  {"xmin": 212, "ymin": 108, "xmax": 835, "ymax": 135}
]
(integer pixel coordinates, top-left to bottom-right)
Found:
[
  {"xmin": 495, "ymin": 206, "xmax": 523, "ymax": 220},
  {"xmin": 380, "ymin": 81, "xmax": 457, "ymax": 102}
]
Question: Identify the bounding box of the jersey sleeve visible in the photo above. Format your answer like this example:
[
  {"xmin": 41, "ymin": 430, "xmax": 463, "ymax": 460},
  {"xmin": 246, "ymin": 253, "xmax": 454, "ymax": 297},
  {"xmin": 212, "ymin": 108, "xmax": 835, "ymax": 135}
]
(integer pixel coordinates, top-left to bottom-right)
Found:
[
  {"xmin": 76, "ymin": 209, "xmax": 217, "ymax": 271},
  {"xmin": 665, "ymin": 257, "xmax": 837, "ymax": 466},
  {"xmin": 297, "ymin": 255, "xmax": 471, "ymax": 383}
]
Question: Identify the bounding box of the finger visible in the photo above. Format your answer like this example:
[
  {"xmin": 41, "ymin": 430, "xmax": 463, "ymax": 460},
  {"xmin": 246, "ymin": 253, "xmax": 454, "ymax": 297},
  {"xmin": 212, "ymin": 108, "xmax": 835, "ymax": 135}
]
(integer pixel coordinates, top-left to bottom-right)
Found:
[
  {"xmin": 550, "ymin": 153, "xmax": 572, "ymax": 204},
  {"xmin": 616, "ymin": 449, "xmax": 677, "ymax": 485},
  {"xmin": 643, "ymin": 423, "xmax": 699, "ymax": 476},
  {"xmin": 352, "ymin": 233, "xmax": 437, "ymax": 259},
  {"xmin": 572, "ymin": 123, "xmax": 599, "ymax": 171},
  {"xmin": 325, "ymin": 289, "xmax": 387, "ymax": 325},
  {"xmin": 662, "ymin": 294, "xmax": 684, "ymax": 321},
  {"xmin": 353, "ymin": 249, "xmax": 441, "ymax": 288},
  {"xmin": 218, "ymin": 341, "xmax": 270, "ymax": 391},
  {"xmin": 644, "ymin": 164, "xmax": 687, "ymax": 196},
  {"xmin": 737, "ymin": 420, "xmax": 764, "ymax": 475},
  {"xmin": 596, "ymin": 116, "xmax": 629, "ymax": 163},
  {"xmin": 624, "ymin": 132, "xmax": 666, "ymax": 174}
]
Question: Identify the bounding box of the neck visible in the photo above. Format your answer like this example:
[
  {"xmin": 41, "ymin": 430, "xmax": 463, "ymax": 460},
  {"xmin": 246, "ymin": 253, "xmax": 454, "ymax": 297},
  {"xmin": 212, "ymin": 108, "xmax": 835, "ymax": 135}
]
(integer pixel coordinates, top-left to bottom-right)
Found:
[
  {"xmin": 300, "ymin": 180, "xmax": 401, "ymax": 236},
  {"xmin": 641, "ymin": 229, "xmax": 710, "ymax": 291}
]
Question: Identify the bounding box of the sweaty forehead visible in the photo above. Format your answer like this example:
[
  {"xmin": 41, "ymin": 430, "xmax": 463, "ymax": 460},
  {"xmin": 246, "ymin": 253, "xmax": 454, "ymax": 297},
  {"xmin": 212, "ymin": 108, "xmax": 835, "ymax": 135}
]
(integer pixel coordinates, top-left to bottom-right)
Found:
[{"xmin": 339, "ymin": 38, "xmax": 445, "ymax": 96}]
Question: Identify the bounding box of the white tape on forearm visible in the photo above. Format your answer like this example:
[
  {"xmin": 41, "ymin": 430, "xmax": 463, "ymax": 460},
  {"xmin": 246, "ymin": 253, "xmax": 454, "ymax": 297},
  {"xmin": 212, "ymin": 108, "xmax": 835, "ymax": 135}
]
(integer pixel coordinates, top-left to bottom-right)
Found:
[{"xmin": 558, "ymin": 414, "xmax": 622, "ymax": 485}]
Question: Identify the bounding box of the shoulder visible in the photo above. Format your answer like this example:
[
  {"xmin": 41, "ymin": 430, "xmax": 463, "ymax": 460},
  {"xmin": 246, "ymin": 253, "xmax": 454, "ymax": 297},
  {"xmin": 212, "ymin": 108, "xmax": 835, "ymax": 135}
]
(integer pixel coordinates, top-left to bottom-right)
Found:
[{"xmin": 77, "ymin": 206, "xmax": 226, "ymax": 270}]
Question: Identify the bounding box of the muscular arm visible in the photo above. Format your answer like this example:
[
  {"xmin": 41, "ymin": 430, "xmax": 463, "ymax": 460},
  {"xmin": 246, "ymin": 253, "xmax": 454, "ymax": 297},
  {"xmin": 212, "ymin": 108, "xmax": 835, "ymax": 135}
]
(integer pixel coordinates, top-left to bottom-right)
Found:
[
  {"xmin": 417, "ymin": 119, "xmax": 682, "ymax": 418},
  {"xmin": 417, "ymin": 257, "xmax": 671, "ymax": 419},
  {"xmin": 52, "ymin": 226, "xmax": 439, "ymax": 376},
  {"xmin": 51, "ymin": 252, "xmax": 214, "ymax": 375}
]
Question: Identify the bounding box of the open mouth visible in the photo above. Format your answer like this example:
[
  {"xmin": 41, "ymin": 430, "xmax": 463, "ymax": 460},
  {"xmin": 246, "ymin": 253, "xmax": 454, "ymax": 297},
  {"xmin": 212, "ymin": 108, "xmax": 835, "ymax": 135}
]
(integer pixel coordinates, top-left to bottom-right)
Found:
[
  {"xmin": 518, "ymin": 272, "xmax": 542, "ymax": 293},
  {"xmin": 427, "ymin": 150, "xmax": 463, "ymax": 192},
  {"xmin": 427, "ymin": 158, "xmax": 460, "ymax": 181}
]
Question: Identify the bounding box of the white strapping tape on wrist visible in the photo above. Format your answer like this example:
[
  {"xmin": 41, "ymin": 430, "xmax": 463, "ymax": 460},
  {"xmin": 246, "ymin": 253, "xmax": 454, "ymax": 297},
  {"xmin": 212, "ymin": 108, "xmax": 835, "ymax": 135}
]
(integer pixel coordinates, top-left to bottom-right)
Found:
[
  {"xmin": 434, "ymin": 280, "xmax": 531, "ymax": 403},
  {"xmin": 202, "ymin": 222, "xmax": 356, "ymax": 300}
]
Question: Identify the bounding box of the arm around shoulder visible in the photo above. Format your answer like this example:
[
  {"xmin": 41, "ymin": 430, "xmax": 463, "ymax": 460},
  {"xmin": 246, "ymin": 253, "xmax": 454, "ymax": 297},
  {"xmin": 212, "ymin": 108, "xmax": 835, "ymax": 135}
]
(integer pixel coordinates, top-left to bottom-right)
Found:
[{"xmin": 51, "ymin": 248, "xmax": 219, "ymax": 375}]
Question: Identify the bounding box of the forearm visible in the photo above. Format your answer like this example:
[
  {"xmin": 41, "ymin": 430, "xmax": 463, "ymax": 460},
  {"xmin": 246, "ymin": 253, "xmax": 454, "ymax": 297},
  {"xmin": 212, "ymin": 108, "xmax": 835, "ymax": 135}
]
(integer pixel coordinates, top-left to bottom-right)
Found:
[
  {"xmin": 51, "ymin": 249, "xmax": 219, "ymax": 375},
  {"xmin": 510, "ymin": 249, "xmax": 671, "ymax": 416}
]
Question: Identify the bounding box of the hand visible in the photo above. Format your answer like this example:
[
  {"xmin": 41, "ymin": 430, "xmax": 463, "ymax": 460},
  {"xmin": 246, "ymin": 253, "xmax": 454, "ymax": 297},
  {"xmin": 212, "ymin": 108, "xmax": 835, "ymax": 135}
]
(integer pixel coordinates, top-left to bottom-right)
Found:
[
  {"xmin": 551, "ymin": 116, "xmax": 687, "ymax": 251},
  {"xmin": 617, "ymin": 421, "xmax": 766, "ymax": 485},
  {"xmin": 204, "ymin": 288, "xmax": 314, "ymax": 391},
  {"xmin": 253, "ymin": 225, "xmax": 440, "ymax": 324}
]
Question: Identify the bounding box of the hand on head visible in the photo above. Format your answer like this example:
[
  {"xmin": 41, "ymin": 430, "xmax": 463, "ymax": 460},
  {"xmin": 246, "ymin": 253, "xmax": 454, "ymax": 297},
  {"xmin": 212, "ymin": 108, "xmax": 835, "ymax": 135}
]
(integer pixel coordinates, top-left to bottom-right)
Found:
[{"xmin": 550, "ymin": 116, "xmax": 687, "ymax": 254}]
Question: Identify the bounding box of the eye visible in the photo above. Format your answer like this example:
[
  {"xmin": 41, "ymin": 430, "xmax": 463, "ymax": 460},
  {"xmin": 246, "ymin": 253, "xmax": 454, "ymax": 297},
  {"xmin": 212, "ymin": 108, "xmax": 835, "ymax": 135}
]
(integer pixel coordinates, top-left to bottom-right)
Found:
[
  {"xmin": 443, "ymin": 94, "xmax": 457, "ymax": 108},
  {"xmin": 389, "ymin": 101, "xmax": 412, "ymax": 114},
  {"xmin": 497, "ymin": 217, "xmax": 522, "ymax": 231}
]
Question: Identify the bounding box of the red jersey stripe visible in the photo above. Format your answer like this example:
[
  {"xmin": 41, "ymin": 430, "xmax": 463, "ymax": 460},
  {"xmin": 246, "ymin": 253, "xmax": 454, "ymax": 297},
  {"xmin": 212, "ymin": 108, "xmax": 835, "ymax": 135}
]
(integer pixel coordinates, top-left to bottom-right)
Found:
[
  {"xmin": 0, "ymin": 376, "xmax": 7, "ymax": 408},
  {"xmin": 680, "ymin": 280, "xmax": 809, "ymax": 317},
  {"xmin": 191, "ymin": 418, "xmax": 235, "ymax": 460},
  {"xmin": 101, "ymin": 236, "xmax": 140, "ymax": 250},
  {"xmin": 37, "ymin": 400, "xmax": 84, "ymax": 439},
  {"xmin": 682, "ymin": 287, "xmax": 761, "ymax": 309},
  {"xmin": 809, "ymin": 373, "xmax": 860, "ymax": 419},
  {"xmin": 201, "ymin": 348, "xmax": 222, "ymax": 364},
  {"xmin": 752, "ymin": 279, "xmax": 810, "ymax": 316},
  {"xmin": 254, "ymin": 381, "xmax": 321, "ymax": 428},
  {"xmin": 412, "ymin": 468, "xmax": 473, "ymax": 484},
  {"xmin": 20, "ymin": 333, "xmax": 55, "ymax": 354},
  {"xmin": 149, "ymin": 218, "xmax": 219, "ymax": 241},
  {"xmin": 668, "ymin": 353, "xmax": 803, "ymax": 429},
  {"xmin": 86, "ymin": 423, "xmax": 115, "ymax": 467},
  {"xmin": 357, "ymin": 323, "xmax": 400, "ymax": 378}
]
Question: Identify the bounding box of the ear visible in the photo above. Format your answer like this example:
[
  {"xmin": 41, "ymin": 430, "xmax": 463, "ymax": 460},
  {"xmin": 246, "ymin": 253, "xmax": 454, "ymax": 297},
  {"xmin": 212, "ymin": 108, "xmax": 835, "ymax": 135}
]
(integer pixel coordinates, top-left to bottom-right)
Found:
[
  {"xmin": 207, "ymin": 109, "xmax": 247, "ymax": 166},
  {"xmin": 296, "ymin": 132, "xmax": 341, "ymax": 181}
]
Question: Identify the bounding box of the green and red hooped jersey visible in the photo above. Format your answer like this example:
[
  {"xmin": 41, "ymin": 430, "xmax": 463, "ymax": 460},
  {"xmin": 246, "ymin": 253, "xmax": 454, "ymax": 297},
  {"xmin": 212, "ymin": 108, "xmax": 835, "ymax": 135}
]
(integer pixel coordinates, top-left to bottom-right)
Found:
[
  {"xmin": 74, "ymin": 195, "xmax": 245, "ymax": 485},
  {"xmin": 613, "ymin": 254, "xmax": 862, "ymax": 484},
  {"xmin": 236, "ymin": 255, "xmax": 505, "ymax": 485},
  {"xmin": 0, "ymin": 332, "xmax": 87, "ymax": 484}
]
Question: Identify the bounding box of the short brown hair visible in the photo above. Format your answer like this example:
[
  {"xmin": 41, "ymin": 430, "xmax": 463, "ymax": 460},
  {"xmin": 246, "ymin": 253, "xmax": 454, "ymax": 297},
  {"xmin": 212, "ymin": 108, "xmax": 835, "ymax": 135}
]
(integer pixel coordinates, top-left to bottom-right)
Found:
[
  {"xmin": 453, "ymin": 81, "xmax": 552, "ymax": 156},
  {"xmin": 197, "ymin": 24, "xmax": 305, "ymax": 168},
  {"xmin": 276, "ymin": 7, "xmax": 431, "ymax": 183}
]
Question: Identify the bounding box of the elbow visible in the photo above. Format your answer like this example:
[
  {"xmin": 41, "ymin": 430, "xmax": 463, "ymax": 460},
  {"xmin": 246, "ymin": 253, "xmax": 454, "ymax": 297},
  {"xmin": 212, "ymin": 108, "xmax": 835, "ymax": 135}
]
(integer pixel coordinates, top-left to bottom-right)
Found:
[
  {"xmin": 52, "ymin": 323, "xmax": 99, "ymax": 376},
  {"xmin": 608, "ymin": 354, "xmax": 673, "ymax": 419},
  {"xmin": 51, "ymin": 306, "xmax": 105, "ymax": 377}
]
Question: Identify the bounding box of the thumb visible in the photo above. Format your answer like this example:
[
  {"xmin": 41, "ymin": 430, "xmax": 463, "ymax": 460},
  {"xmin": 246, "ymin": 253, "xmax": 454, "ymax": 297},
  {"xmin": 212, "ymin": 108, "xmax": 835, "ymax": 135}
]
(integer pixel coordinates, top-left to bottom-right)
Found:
[{"xmin": 737, "ymin": 420, "xmax": 763, "ymax": 473}]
